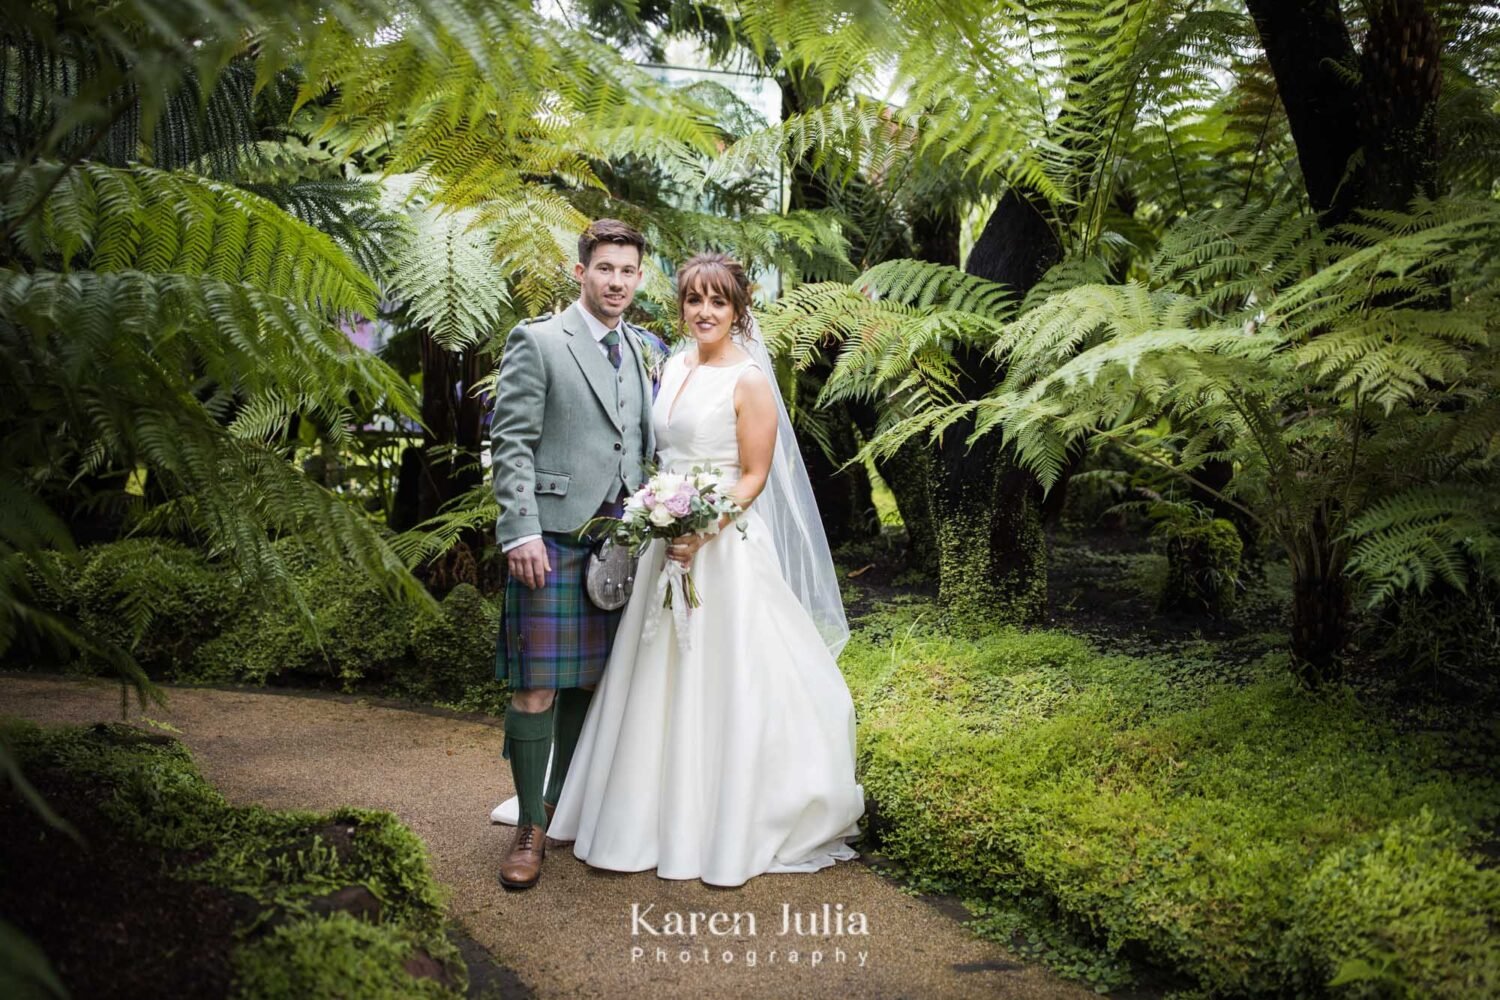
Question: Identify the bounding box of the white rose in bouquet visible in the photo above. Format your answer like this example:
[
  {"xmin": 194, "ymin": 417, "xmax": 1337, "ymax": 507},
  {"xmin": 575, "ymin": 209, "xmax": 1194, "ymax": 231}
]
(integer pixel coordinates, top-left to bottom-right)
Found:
[{"xmin": 648, "ymin": 503, "xmax": 675, "ymax": 528}]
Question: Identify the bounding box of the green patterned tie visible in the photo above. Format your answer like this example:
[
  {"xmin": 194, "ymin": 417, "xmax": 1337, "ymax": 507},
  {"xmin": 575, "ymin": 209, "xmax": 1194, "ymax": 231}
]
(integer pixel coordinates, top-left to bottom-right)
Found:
[{"xmin": 602, "ymin": 329, "xmax": 622, "ymax": 370}]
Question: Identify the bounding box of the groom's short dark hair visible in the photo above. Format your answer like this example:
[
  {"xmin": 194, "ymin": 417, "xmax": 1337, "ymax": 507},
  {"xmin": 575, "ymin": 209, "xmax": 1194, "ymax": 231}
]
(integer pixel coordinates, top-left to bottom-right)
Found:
[{"xmin": 579, "ymin": 219, "xmax": 646, "ymax": 265}]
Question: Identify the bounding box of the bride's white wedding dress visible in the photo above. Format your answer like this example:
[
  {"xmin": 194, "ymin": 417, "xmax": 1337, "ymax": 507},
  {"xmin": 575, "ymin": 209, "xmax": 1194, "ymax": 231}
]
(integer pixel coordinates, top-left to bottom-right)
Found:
[{"xmin": 531, "ymin": 351, "xmax": 864, "ymax": 886}]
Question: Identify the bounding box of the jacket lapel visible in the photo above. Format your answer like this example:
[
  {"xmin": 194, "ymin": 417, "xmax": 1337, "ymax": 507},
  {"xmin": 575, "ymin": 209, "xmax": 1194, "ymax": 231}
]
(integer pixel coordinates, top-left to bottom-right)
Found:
[{"xmin": 562, "ymin": 303, "xmax": 622, "ymax": 429}]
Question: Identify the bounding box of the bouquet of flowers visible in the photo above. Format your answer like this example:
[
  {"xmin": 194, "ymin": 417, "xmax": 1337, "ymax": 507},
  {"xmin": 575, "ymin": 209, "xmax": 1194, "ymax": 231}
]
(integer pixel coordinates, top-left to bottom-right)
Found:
[{"xmin": 602, "ymin": 466, "xmax": 745, "ymax": 611}]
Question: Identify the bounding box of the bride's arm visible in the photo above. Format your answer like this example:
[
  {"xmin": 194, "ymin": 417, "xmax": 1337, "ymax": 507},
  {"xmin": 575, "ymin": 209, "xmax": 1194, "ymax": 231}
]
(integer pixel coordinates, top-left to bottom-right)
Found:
[{"xmin": 728, "ymin": 367, "xmax": 777, "ymax": 512}]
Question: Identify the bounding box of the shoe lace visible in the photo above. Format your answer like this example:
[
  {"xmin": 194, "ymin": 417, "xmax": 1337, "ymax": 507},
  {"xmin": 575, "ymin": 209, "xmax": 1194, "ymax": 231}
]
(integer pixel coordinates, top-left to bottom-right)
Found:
[{"xmin": 515, "ymin": 825, "xmax": 537, "ymax": 850}]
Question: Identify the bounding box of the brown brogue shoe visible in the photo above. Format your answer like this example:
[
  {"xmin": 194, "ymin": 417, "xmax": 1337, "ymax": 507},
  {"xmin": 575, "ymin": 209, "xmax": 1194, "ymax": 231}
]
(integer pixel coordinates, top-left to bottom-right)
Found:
[{"xmin": 499, "ymin": 823, "xmax": 545, "ymax": 889}]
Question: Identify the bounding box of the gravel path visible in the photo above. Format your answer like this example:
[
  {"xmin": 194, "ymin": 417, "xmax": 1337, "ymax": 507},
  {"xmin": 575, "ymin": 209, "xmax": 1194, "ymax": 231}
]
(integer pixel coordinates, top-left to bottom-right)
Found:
[{"xmin": 2, "ymin": 675, "xmax": 1093, "ymax": 1000}]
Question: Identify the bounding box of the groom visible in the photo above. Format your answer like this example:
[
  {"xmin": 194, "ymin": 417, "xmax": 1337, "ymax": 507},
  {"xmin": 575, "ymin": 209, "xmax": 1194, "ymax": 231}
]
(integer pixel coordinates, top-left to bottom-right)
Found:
[{"xmin": 491, "ymin": 219, "xmax": 658, "ymax": 889}]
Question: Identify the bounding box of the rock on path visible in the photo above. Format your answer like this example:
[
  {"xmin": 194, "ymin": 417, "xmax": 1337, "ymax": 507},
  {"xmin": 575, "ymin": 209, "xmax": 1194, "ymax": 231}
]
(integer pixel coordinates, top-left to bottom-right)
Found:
[{"xmin": 2, "ymin": 675, "xmax": 1093, "ymax": 1000}]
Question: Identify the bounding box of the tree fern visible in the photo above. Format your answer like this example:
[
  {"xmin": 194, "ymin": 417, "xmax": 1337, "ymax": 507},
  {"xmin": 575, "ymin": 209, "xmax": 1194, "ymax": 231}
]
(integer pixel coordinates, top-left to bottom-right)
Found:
[{"xmin": 846, "ymin": 200, "xmax": 1500, "ymax": 627}]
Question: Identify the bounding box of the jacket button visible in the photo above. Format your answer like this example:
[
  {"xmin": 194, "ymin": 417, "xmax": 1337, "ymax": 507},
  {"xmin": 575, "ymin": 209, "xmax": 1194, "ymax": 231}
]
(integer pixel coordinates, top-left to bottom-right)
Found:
[
  {"xmin": 520, "ymin": 506, "xmax": 528, "ymax": 515},
  {"xmin": 548, "ymin": 482, "xmax": 556, "ymax": 490},
  {"xmin": 514, "ymin": 460, "xmax": 522, "ymax": 468},
  {"xmin": 517, "ymin": 485, "xmax": 525, "ymax": 493},
  {"xmin": 613, "ymin": 443, "xmax": 622, "ymax": 451}
]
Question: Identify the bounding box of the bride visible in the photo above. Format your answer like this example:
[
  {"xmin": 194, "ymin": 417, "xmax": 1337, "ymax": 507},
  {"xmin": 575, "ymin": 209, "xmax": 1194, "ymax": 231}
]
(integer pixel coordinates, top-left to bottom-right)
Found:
[{"xmin": 495, "ymin": 252, "xmax": 864, "ymax": 887}]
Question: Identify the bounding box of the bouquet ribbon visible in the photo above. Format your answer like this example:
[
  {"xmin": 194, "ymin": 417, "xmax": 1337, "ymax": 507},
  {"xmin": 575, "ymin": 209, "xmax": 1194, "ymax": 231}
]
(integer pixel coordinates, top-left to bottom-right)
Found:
[{"xmin": 641, "ymin": 557, "xmax": 694, "ymax": 658}]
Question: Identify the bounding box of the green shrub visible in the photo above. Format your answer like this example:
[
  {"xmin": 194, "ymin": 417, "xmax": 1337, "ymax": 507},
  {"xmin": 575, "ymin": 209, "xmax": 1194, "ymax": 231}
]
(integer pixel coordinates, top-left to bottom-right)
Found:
[
  {"xmin": 193, "ymin": 555, "xmax": 414, "ymax": 688},
  {"xmin": 841, "ymin": 608, "xmax": 1500, "ymax": 995},
  {"xmin": 20, "ymin": 538, "xmax": 503, "ymax": 703},
  {"xmin": 11, "ymin": 539, "xmax": 241, "ymax": 676},
  {"xmin": 1157, "ymin": 516, "xmax": 1242, "ymax": 617},
  {"xmin": 232, "ymin": 912, "xmax": 459, "ymax": 1000},
  {"xmin": 402, "ymin": 583, "xmax": 502, "ymax": 704},
  {"xmin": 1355, "ymin": 578, "xmax": 1500, "ymax": 697},
  {"xmin": 1285, "ymin": 809, "xmax": 1500, "ymax": 998}
]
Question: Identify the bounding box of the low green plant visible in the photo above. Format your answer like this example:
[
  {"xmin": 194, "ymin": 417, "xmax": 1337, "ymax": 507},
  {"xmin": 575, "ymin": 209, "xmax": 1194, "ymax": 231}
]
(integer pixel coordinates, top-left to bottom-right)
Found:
[
  {"xmin": 841, "ymin": 606, "xmax": 1500, "ymax": 995},
  {"xmin": 13, "ymin": 539, "xmax": 506, "ymax": 705},
  {"xmin": 233, "ymin": 912, "xmax": 459, "ymax": 1000},
  {"xmin": 1354, "ymin": 576, "xmax": 1500, "ymax": 697},
  {"xmin": 3, "ymin": 721, "xmax": 464, "ymax": 997},
  {"xmin": 193, "ymin": 552, "xmax": 414, "ymax": 688},
  {"xmin": 402, "ymin": 584, "xmax": 501, "ymax": 703},
  {"xmin": 1155, "ymin": 511, "xmax": 1243, "ymax": 617}
]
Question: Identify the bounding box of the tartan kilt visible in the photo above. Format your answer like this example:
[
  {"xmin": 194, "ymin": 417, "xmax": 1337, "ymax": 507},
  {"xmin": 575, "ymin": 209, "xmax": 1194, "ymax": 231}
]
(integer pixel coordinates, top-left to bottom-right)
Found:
[{"xmin": 495, "ymin": 520, "xmax": 624, "ymax": 690}]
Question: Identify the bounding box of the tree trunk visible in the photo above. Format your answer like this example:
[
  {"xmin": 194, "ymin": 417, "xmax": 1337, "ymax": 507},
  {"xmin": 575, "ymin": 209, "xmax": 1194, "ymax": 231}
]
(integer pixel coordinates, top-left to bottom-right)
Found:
[
  {"xmin": 1355, "ymin": 0, "xmax": 1442, "ymax": 211},
  {"xmin": 1244, "ymin": 0, "xmax": 1363, "ymax": 224},
  {"xmin": 877, "ymin": 437, "xmax": 939, "ymax": 578},
  {"xmin": 781, "ymin": 72, "xmax": 879, "ymax": 549},
  {"xmin": 799, "ymin": 410, "xmax": 876, "ymax": 547},
  {"xmin": 1247, "ymin": 0, "xmax": 1443, "ymax": 676},
  {"xmin": 935, "ymin": 435, "xmax": 1047, "ymax": 633},
  {"xmin": 1246, "ymin": 0, "xmax": 1442, "ymax": 223},
  {"xmin": 1290, "ymin": 567, "xmax": 1351, "ymax": 688},
  {"xmin": 848, "ymin": 203, "xmax": 959, "ymax": 581},
  {"xmin": 409, "ymin": 331, "xmax": 487, "ymax": 592},
  {"xmin": 910, "ymin": 204, "xmax": 961, "ymax": 270},
  {"xmin": 934, "ymin": 187, "xmax": 1062, "ymax": 631}
]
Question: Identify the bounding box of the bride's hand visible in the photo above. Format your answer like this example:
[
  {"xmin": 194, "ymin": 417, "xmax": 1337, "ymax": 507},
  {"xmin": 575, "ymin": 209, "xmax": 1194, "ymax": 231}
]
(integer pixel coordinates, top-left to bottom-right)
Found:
[{"xmin": 667, "ymin": 532, "xmax": 708, "ymax": 568}]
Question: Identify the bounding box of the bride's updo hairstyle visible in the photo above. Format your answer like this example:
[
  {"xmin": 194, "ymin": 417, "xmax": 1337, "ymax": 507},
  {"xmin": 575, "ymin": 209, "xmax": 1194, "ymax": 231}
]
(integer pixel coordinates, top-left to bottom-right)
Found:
[{"xmin": 676, "ymin": 252, "xmax": 755, "ymax": 341}]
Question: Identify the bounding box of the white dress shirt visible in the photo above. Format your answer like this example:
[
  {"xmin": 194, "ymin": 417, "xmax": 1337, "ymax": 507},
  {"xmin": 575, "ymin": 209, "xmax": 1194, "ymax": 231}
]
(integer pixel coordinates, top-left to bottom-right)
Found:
[{"xmin": 500, "ymin": 300, "xmax": 621, "ymax": 554}]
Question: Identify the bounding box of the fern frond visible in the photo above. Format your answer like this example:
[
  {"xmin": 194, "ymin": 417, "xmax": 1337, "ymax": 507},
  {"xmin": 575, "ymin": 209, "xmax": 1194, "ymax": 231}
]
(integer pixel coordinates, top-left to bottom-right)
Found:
[{"xmin": 2, "ymin": 162, "xmax": 377, "ymax": 312}]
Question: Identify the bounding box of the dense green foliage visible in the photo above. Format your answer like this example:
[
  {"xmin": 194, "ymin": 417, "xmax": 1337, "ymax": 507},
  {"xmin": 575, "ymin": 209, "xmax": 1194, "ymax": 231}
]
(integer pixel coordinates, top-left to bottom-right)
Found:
[
  {"xmin": 4, "ymin": 1, "xmax": 1499, "ymax": 994},
  {"xmin": 1157, "ymin": 514, "xmax": 1243, "ymax": 617},
  {"xmin": 2, "ymin": 720, "xmax": 464, "ymax": 998},
  {"xmin": 234, "ymin": 912, "xmax": 458, "ymax": 1000},
  {"xmin": 12, "ymin": 539, "xmax": 503, "ymax": 708},
  {"xmin": 753, "ymin": 0, "xmax": 1500, "ymax": 675},
  {"xmin": 842, "ymin": 604, "xmax": 1500, "ymax": 996}
]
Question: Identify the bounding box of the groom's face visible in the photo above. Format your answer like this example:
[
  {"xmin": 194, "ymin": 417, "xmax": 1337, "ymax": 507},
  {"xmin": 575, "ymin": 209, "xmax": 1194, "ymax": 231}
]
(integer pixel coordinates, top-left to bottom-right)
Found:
[{"xmin": 575, "ymin": 242, "xmax": 643, "ymax": 326}]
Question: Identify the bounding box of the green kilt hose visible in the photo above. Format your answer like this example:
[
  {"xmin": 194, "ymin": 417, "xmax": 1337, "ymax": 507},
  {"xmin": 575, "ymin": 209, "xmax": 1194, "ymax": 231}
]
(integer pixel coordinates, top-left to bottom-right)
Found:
[{"xmin": 495, "ymin": 500, "xmax": 625, "ymax": 690}]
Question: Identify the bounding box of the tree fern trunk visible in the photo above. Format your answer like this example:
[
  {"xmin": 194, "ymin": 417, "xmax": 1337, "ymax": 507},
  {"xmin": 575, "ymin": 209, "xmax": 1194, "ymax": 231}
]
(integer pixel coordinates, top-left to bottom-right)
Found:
[
  {"xmin": 800, "ymin": 405, "xmax": 877, "ymax": 547},
  {"xmin": 1245, "ymin": 0, "xmax": 1362, "ymax": 224},
  {"xmin": 782, "ymin": 71, "xmax": 879, "ymax": 549},
  {"xmin": 1357, "ymin": 0, "xmax": 1442, "ymax": 211},
  {"xmin": 1290, "ymin": 571, "xmax": 1350, "ymax": 687},
  {"xmin": 932, "ymin": 187, "xmax": 1060, "ymax": 630},
  {"xmin": 935, "ymin": 438, "xmax": 1046, "ymax": 633},
  {"xmin": 878, "ymin": 435, "xmax": 940, "ymax": 579},
  {"xmin": 851, "ymin": 203, "xmax": 958, "ymax": 581},
  {"xmin": 1249, "ymin": 0, "xmax": 1442, "ymax": 679},
  {"xmin": 412, "ymin": 330, "xmax": 486, "ymax": 592},
  {"xmin": 1288, "ymin": 509, "xmax": 1352, "ymax": 685},
  {"xmin": 1247, "ymin": 0, "xmax": 1442, "ymax": 222}
]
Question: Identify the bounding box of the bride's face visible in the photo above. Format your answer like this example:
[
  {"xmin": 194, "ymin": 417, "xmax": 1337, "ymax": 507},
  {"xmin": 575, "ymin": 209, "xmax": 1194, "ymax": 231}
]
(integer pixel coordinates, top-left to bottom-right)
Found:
[{"xmin": 681, "ymin": 283, "xmax": 737, "ymax": 348}]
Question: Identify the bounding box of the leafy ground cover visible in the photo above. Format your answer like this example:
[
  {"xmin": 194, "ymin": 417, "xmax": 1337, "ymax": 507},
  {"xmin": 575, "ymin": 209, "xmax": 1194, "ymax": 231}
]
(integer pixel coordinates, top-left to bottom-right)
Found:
[
  {"xmin": 840, "ymin": 599, "xmax": 1500, "ymax": 997},
  {"xmin": 0, "ymin": 721, "xmax": 467, "ymax": 999}
]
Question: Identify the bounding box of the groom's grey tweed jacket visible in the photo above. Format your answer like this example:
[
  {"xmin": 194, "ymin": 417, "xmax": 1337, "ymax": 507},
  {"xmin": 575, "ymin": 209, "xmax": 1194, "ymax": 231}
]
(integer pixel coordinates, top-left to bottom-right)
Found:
[{"xmin": 490, "ymin": 302, "xmax": 655, "ymax": 546}]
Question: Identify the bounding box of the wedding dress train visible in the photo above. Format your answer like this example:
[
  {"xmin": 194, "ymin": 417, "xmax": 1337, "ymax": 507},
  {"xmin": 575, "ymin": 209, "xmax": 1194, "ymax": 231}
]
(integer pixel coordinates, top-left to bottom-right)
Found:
[{"xmin": 500, "ymin": 352, "xmax": 864, "ymax": 886}]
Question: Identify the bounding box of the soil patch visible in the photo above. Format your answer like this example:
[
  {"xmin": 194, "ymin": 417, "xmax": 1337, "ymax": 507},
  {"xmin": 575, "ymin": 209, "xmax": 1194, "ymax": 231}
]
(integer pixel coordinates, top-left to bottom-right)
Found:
[{"xmin": 0, "ymin": 761, "xmax": 254, "ymax": 998}]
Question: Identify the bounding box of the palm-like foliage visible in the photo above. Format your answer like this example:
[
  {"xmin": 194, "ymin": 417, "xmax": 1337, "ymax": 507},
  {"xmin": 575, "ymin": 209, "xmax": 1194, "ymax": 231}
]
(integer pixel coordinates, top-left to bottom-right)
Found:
[
  {"xmin": 0, "ymin": 155, "xmax": 426, "ymax": 612},
  {"xmin": 833, "ymin": 197, "xmax": 1500, "ymax": 680},
  {"xmin": 743, "ymin": 0, "xmax": 1500, "ymax": 666}
]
